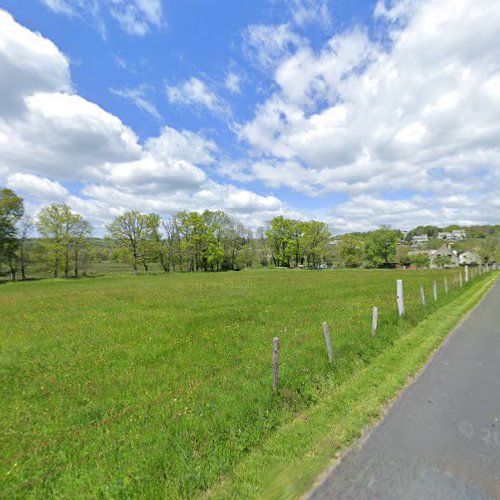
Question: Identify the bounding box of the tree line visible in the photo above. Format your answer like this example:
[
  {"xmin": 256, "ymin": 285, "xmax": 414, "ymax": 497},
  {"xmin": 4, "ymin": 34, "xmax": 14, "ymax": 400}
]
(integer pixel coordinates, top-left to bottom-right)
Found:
[
  {"xmin": 0, "ymin": 187, "xmax": 346, "ymax": 280},
  {"xmin": 2, "ymin": 186, "xmax": 498, "ymax": 281}
]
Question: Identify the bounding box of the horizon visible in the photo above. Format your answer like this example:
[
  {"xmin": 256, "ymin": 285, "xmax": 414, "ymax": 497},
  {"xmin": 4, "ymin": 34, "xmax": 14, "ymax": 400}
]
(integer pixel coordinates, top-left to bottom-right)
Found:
[{"xmin": 0, "ymin": 0, "xmax": 499, "ymax": 235}]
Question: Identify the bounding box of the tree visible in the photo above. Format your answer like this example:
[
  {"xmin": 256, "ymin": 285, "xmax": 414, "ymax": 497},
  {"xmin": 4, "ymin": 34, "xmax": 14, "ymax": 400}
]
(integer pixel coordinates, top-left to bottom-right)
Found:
[
  {"xmin": 255, "ymin": 226, "xmax": 270, "ymax": 267},
  {"xmin": 0, "ymin": 188, "xmax": 24, "ymax": 280},
  {"xmin": 364, "ymin": 226, "xmax": 401, "ymax": 267},
  {"xmin": 206, "ymin": 241, "xmax": 224, "ymax": 269},
  {"xmin": 175, "ymin": 211, "xmax": 211, "ymax": 271},
  {"xmin": 37, "ymin": 203, "xmax": 87, "ymax": 278},
  {"xmin": 72, "ymin": 217, "xmax": 92, "ymax": 277},
  {"xmin": 107, "ymin": 211, "xmax": 160, "ymax": 274},
  {"xmin": 338, "ymin": 234, "xmax": 364, "ymax": 268},
  {"xmin": 302, "ymin": 220, "xmax": 332, "ymax": 266},
  {"xmin": 18, "ymin": 215, "xmax": 34, "ymax": 280},
  {"xmin": 266, "ymin": 216, "xmax": 296, "ymax": 267},
  {"xmin": 160, "ymin": 217, "xmax": 182, "ymax": 272},
  {"xmin": 434, "ymin": 255, "xmax": 451, "ymax": 268},
  {"xmin": 411, "ymin": 253, "xmax": 430, "ymax": 268}
]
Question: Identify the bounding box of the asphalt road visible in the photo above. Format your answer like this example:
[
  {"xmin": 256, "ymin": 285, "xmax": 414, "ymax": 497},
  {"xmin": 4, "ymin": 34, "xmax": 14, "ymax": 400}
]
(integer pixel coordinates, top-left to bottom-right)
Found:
[{"xmin": 309, "ymin": 280, "xmax": 500, "ymax": 500}]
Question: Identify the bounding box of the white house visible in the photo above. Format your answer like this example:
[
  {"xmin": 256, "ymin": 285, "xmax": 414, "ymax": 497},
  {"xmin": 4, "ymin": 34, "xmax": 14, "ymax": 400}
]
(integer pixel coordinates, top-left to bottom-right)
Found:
[
  {"xmin": 408, "ymin": 243, "xmax": 460, "ymax": 268},
  {"xmin": 438, "ymin": 230, "xmax": 466, "ymax": 241},
  {"xmin": 411, "ymin": 234, "xmax": 428, "ymax": 246},
  {"xmin": 459, "ymin": 249, "xmax": 481, "ymax": 265}
]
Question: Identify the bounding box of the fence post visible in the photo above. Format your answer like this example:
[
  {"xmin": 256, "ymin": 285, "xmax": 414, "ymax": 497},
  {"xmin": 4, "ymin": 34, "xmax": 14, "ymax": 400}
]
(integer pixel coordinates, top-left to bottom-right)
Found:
[
  {"xmin": 322, "ymin": 322, "xmax": 333, "ymax": 364},
  {"xmin": 459, "ymin": 272, "xmax": 463, "ymax": 287},
  {"xmin": 420, "ymin": 285, "xmax": 425, "ymax": 306},
  {"xmin": 397, "ymin": 279, "xmax": 404, "ymax": 316},
  {"xmin": 273, "ymin": 337, "xmax": 279, "ymax": 392},
  {"xmin": 372, "ymin": 306, "xmax": 378, "ymax": 336},
  {"xmin": 444, "ymin": 277, "xmax": 448, "ymax": 296},
  {"xmin": 433, "ymin": 280, "xmax": 438, "ymax": 301},
  {"xmin": 465, "ymin": 265, "xmax": 469, "ymax": 283}
]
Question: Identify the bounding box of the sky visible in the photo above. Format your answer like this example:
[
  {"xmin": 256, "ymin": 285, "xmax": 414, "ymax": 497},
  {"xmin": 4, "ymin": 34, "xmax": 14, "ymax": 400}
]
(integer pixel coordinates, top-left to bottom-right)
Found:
[{"xmin": 0, "ymin": 0, "xmax": 499, "ymax": 235}]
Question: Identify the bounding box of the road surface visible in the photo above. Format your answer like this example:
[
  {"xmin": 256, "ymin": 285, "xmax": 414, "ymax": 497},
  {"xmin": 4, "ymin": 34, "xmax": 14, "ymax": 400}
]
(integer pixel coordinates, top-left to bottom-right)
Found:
[{"xmin": 309, "ymin": 280, "xmax": 500, "ymax": 499}]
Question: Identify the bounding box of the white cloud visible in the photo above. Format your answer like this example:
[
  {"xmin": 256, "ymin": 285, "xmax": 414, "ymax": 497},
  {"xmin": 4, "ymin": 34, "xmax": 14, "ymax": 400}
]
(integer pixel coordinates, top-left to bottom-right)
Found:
[
  {"xmin": 290, "ymin": 0, "xmax": 332, "ymax": 30},
  {"xmin": 236, "ymin": 0, "xmax": 500, "ymax": 204},
  {"xmin": 0, "ymin": 92, "xmax": 142, "ymax": 179},
  {"xmin": 6, "ymin": 172, "xmax": 69, "ymax": 200},
  {"xmin": 225, "ymin": 72, "xmax": 241, "ymax": 94},
  {"xmin": 40, "ymin": 0, "xmax": 163, "ymax": 36},
  {"xmin": 243, "ymin": 23, "xmax": 304, "ymax": 70},
  {"xmin": 0, "ymin": 9, "xmax": 291, "ymax": 232},
  {"xmin": 328, "ymin": 193, "xmax": 500, "ymax": 233},
  {"xmin": 111, "ymin": 85, "xmax": 161, "ymax": 120},
  {"xmin": 109, "ymin": 0, "xmax": 163, "ymax": 36},
  {"xmin": 0, "ymin": 10, "xmax": 71, "ymax": 116},
  {"xmin": 166, "ymin": 77, "xmax": 228, "ymax": 116},
  {"xmin": 146, "ymin": 127, "xmax": 218, "ymax": 165}
]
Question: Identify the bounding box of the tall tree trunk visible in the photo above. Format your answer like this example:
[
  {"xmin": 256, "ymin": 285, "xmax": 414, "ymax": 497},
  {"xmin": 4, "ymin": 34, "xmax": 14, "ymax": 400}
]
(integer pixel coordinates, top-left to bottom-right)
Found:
[
  {"xmin": 133, "ymin": 246, "xmax": 138, "ymax": 275},
  {"xmin": 74, "ymin": 248, "xmax": 79, "ymax": 277},
  {"xmin": 8, "ymin": 257, "xmax": 16, "ymax": 282},
  {"xmin": 20, "ymin": 244, "xmax": 26, "ymax": 280},
  {"xmin": 54, "ymin": 254, "xmax": 59, "ymax": 278},
  {"xmin": 64, "ymin": 245, "xmax": 70, "ymax": 278}
]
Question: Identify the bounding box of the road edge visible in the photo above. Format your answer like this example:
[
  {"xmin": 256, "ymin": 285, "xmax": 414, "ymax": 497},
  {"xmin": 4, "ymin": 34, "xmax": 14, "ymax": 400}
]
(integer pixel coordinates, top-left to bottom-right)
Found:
[{"xmin": 208, "ymin": 273, "xmax": 499, "ymax": 500}]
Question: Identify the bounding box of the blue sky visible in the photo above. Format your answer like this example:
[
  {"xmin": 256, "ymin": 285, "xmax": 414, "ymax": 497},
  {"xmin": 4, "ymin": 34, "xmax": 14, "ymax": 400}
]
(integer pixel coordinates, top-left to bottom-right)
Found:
[{"xmin": 0, "ymin": 0, "xmax": 499, "ymax": 233}]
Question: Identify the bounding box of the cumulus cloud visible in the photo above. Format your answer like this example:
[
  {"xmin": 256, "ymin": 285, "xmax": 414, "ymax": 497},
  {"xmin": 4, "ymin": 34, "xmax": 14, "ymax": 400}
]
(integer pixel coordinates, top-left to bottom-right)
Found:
[
  {"xmin": 0, "ymin": 9, "xmax": 290, "ymax": 232},
  {"xmin": 328, "ymin": 193, "xmax": 500, "ymax": 233},
  {"xmin": 41, "ymin": 0, "xmax": 163, "ymax": 37},
  {"xmin": 0, "ymin": 92, "xmax": 142, "ymax": 180},
  {"xmin": 6, "ymin": 172, "xmax": 69, "ymax": 200},
  {"xmin": 0, "ymin": 10, "xmax": 71, "ymax": 116},
  {"xmin": 235, "ymin": 0, "xmax": 500, "ymax": 208},
  {"xmin": 145, "ymin": 127, "xmax": 218, "ymax": 165}
]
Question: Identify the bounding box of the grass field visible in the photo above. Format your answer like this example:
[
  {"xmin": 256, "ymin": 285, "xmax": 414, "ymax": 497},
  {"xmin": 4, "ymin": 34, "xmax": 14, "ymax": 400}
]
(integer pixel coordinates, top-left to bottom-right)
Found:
[{"xmin": 0, "ymin": 268, "xmax": 495, "ymax": 498}]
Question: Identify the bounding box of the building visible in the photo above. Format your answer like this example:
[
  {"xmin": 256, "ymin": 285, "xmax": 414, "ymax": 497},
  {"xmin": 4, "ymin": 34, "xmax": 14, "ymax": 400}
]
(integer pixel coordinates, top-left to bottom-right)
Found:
[
  {"xmin": 437, "ymin": 230, "xmax": 466, "ymax": 241},
  {"xmin": 437, "ymin": 232, "xmax": 452, "ymax": 240},
  {"xmin": 432, "ymin": 244, "xmax": 460, "ymax": 267},
  {"xmin": 411, "ymin": 234, "xmax": 428, "ymax": 246},
  {"xmin": 452, "ymin": 230, "xmax": 466, "ymax": 240},
  {"xmin": 407, "ymin": 244, "xmax": 459, "ymax": 268},
  {"xmin": 459, "ymin": 249, "xmax": 481, "ymax": 265}
]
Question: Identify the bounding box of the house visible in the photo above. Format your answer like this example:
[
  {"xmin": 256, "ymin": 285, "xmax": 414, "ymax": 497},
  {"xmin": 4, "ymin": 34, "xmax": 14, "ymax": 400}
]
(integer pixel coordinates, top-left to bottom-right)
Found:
[
  {"xmin": 411, "ymin": 234, "xmax": 428, "ymax": 246},
  {"xmin": 452, "ymin": 230, "xmax": 466, "ymax": 240},
  {"xmin": 437, "ymin": 232, "xmax": 452, "ymax": 240},
  {"xmin": 437, "ymin": 230, "xmax": 466, "ymax": 241},
  {"xmin": 431, "ymin": 244, "xmax": 460, "ymax": 267},
  {"xmin": 459, "ymin": 249, "xmax": 481, "ymax": 265},
  {"xmin": 407, "ymin": 244, "xmax": 459, "ymax": 268}
]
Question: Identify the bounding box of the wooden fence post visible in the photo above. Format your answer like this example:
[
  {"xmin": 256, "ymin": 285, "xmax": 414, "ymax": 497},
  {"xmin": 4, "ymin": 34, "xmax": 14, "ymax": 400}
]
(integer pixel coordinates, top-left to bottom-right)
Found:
[
  {"xmin": 322, "ymin": 322, "xmax": 333, "ymax": 364},
  {"xmin": 273, "ymin": 337, "xmax": 279, "ymax": 392},
  {"xmin": 420, "ymin": 285, "xmax": 425, "ymax": 306},
  {"xmin": 372, "ymin": 306, "xmax": 378, "ymax": 336},
  {"xmin": 433, "ymin": 280, "xmax": 437, "ymax": 301},
  {"xmin": 397, "ymin": 279, "xmax": 404, "ymax": 316},
  {"xmin": 444, "ymin": 277, "xmax": 448, "ymax": 296}
]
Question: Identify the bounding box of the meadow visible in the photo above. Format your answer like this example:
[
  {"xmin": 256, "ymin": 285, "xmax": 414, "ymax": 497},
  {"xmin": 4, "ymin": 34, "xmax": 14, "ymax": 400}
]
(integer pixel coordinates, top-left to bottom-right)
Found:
[{"xmin": 0, "ymin": 268, "xmax": 494, "ymax": 498}]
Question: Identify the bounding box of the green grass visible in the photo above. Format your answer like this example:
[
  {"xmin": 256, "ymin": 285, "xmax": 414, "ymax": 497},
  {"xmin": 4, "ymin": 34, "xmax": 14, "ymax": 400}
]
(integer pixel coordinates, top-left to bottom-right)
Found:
[{"xmin": 0, "ymin": 268, "xmax": 496, "ymax": 498}]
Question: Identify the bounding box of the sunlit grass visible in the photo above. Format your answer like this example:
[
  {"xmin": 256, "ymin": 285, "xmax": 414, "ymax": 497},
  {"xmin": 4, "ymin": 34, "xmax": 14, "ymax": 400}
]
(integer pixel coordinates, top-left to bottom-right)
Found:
[{"xmin": 0, "ymin": 268, "xmax": 491, "ymax": 498}]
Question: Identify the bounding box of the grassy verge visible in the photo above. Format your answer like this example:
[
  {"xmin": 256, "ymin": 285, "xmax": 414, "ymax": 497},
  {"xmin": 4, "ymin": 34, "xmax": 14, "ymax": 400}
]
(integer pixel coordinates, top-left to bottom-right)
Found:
[{"xmin": 208, "ymin": 272, "xmax": 498, "ymax": 499}]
